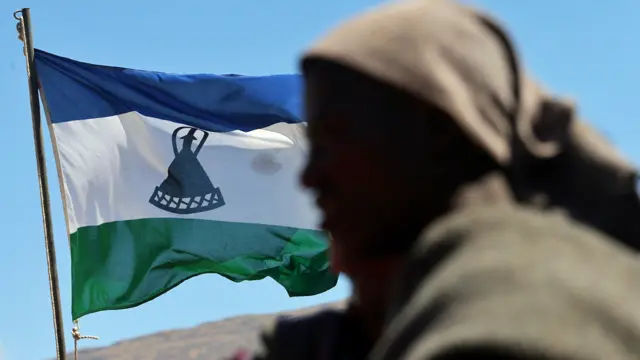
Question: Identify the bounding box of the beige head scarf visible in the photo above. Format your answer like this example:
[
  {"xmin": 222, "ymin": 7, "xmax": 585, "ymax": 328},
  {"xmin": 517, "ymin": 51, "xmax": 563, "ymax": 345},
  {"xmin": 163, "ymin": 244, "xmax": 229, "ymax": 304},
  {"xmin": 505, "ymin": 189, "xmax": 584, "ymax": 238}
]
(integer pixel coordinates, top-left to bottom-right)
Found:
[{"xmin": 301, "ymin": 0, "xmax": 640, "ymax": 248}]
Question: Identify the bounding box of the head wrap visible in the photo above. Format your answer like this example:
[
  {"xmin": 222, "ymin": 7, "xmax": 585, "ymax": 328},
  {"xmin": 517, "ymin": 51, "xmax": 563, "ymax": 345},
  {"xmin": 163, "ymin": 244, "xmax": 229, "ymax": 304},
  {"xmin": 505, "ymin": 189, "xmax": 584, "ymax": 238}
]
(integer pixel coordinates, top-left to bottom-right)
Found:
[{"xmin": 301, "ymin": 0, "xmax": 640, "ymax": 248}]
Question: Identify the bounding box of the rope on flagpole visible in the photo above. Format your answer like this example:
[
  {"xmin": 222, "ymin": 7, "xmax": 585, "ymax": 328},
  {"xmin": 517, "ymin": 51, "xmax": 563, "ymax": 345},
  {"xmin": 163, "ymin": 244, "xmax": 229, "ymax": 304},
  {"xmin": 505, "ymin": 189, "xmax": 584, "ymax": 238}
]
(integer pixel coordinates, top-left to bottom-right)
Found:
[
  {"xmin": 14, "ymin": 8, "xmax": 68, "ymax": 360},
  {"xmin": 72, "ymin": 321, "xmax": 99, "ymax": 360}
]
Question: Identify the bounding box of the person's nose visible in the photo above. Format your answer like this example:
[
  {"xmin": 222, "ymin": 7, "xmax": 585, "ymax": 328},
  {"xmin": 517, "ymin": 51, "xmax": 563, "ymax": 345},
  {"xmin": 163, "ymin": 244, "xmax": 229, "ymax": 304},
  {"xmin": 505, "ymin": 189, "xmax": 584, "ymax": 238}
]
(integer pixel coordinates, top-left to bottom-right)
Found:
[
  {"xmin": 300, "ymin": 157, "xmax": 318, "ymax": 190},
  {"xmin": 300, "ymin": 148, "xmax": 327, "ymax": 191}
]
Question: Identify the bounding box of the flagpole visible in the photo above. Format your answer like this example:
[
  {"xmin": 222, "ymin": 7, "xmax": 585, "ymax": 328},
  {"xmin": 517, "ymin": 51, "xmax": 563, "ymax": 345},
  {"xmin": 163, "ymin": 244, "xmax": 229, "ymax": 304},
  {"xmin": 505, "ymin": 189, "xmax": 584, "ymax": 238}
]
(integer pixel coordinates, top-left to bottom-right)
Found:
[{"xmin": 14, "ymin": 8, "xmax": 67, "ymax": 360}]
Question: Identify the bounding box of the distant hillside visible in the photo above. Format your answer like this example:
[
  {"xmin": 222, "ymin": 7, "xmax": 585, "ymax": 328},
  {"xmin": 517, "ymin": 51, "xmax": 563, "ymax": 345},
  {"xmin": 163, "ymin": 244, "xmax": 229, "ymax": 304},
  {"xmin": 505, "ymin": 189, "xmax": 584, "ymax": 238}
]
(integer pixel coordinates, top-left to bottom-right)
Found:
[{"xmin": 59, "ymin": 300, "xmax": 346, "ymax": 360}]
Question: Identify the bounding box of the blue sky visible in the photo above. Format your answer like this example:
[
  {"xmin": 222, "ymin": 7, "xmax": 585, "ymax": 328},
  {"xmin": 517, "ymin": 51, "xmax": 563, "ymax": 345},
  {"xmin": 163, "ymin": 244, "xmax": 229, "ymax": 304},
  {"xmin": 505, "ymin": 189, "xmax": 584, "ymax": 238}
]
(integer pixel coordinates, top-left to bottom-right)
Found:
[{"xmin": 0, "ymin": 1, "xmax": 638, "ymax": 359}]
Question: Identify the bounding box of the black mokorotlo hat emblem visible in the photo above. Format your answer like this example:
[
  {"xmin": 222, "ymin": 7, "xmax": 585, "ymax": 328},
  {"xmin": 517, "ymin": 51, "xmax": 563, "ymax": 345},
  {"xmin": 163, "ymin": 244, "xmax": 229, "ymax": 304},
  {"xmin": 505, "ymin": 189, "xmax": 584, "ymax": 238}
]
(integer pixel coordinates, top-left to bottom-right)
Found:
[{"xmin": 149, "ymin": 126, "xmax": 225, "ymax": 214}]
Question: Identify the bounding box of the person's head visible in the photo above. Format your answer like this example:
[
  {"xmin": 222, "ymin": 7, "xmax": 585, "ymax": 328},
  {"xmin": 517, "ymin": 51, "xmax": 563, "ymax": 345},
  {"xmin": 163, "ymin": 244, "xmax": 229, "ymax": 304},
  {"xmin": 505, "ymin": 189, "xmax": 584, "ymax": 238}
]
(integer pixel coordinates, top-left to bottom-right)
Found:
[
  {"xmin": 303, "ymin": 59, "xmax": 500, "ymax": 266},
  {"xmin": 300, "ymin": 0, "xmax": 640, "ymax": 264}
]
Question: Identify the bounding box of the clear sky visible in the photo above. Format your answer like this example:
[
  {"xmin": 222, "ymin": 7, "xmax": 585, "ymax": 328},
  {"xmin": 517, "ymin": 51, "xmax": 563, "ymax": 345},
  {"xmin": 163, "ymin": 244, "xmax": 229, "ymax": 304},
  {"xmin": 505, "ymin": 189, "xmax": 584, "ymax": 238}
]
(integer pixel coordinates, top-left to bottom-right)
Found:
[{"xmin": 0, "ymin": 1, "xmax": 638, "ymax": 359}]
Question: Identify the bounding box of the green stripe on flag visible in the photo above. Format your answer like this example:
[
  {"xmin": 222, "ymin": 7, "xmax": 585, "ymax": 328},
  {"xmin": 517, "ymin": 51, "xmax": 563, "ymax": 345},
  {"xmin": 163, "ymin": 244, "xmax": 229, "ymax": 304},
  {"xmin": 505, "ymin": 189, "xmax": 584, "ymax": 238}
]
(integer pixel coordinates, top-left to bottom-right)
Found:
[{"xmin": 70, "ymin": 218, "xmax": 336, "ymax": 320}]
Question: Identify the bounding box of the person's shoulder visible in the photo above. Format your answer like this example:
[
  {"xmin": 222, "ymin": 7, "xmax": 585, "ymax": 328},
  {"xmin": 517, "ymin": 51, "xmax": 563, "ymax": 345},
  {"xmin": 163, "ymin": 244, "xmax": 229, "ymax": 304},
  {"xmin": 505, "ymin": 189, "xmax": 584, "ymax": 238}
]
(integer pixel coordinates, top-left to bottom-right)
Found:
[
  {"xmin": 373, "ymin": 205, "xmax": 640, "ymax": 360},
  {"xmin": 392, "ymin": 204, "xmax": 640, "ymax": 308},
  {"xmin": 406, "ymin": 204, "xmax": 640, "ymax": 288},
  {"xmin": 419, "ymin": 203, "xmax": 638, "ymax": 257}
]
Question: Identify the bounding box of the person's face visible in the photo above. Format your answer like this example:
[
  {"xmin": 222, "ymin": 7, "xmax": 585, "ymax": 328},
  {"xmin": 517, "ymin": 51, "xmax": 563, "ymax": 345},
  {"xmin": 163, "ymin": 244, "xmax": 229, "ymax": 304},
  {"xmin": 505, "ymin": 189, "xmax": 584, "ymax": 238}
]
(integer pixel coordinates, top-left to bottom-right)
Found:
[{"xmin": 301, "ymin": 64, "xmax": 440, "ymax": 260}]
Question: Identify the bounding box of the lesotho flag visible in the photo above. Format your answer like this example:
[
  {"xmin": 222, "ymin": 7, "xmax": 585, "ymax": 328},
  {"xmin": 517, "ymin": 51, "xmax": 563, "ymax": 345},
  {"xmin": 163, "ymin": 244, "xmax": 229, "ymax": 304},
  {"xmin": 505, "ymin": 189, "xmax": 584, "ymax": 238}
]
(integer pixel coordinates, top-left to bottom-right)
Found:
[{"xmin": 35, "ymin": 50, "xmax": 335, "ymax": 320}]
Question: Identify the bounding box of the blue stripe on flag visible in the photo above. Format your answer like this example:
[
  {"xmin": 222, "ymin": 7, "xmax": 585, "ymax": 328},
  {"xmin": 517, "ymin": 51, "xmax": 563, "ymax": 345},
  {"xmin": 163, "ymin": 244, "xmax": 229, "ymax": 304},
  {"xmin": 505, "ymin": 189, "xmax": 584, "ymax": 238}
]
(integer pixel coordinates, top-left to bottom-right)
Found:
[{"xmin": 35, "ymin": 50, "xmax": 304, "ymax": 132}]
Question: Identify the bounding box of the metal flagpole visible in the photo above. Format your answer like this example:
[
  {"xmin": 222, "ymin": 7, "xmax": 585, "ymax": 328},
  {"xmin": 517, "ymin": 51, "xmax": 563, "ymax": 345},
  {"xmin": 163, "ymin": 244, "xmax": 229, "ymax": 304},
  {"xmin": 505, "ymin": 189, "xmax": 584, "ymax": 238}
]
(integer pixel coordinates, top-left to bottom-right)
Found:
[{"xmin": 14, "ymin": 8, "xmax": 67, "ymax": 360}]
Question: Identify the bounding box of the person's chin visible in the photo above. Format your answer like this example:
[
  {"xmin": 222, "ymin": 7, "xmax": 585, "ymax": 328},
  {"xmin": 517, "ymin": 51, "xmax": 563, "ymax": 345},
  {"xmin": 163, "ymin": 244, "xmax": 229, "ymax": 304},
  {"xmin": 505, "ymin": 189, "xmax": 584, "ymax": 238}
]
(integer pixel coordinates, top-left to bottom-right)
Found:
[
  {"xmin": 324, "ymin": 224, "xmax": 359, "ymax": 247},
  {"xmin": 320, "ymin": 211, "xmax": 338, "ymax": 231},
  {"xmin": 320, "ymin": 215, "xmax": 338, "ymax": 233},
  {"xmin": 321, "ymin": 218, "xmax": 338, "ymax": 235}
]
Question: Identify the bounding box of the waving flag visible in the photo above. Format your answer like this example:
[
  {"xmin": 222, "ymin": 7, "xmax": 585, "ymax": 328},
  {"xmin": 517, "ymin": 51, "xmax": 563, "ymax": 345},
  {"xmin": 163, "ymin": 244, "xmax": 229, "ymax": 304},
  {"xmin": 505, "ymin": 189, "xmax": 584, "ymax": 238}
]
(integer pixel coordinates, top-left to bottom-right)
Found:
[{"xmin": 35, "ymin": 50, "xmax": 335, "ymax": 320}]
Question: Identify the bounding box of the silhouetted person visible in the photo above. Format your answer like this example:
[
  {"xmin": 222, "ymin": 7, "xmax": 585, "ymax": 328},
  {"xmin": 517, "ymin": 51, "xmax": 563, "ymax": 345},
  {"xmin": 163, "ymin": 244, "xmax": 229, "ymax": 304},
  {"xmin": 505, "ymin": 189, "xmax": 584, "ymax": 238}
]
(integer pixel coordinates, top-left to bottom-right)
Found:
[{"xmin": 295, "ymin": 0, "xmax": 640, "ymax": 359}]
